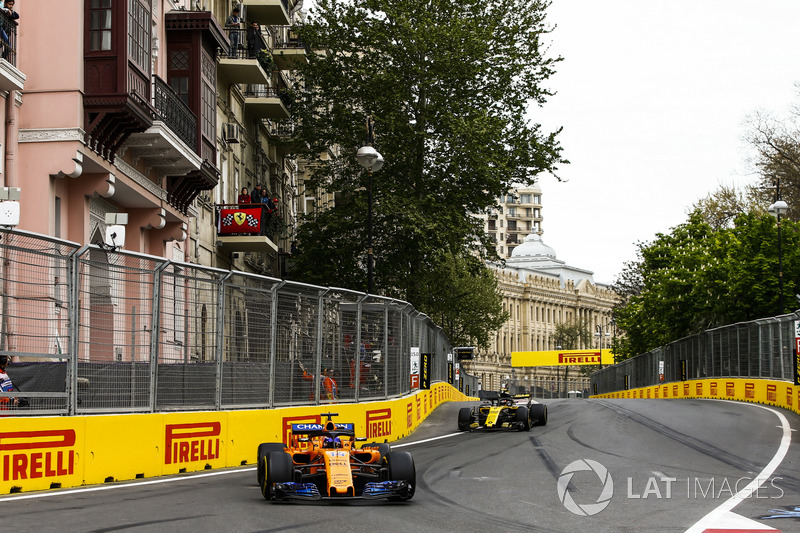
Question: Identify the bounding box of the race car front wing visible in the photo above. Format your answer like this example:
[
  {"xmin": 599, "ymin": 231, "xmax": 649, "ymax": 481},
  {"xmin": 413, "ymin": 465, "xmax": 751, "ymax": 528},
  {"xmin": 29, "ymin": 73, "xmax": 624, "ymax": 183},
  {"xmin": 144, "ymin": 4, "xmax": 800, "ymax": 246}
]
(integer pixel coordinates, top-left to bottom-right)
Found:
[{"xmin": 270, "ymin": 480, "xmax": 412, "ymax": 501}]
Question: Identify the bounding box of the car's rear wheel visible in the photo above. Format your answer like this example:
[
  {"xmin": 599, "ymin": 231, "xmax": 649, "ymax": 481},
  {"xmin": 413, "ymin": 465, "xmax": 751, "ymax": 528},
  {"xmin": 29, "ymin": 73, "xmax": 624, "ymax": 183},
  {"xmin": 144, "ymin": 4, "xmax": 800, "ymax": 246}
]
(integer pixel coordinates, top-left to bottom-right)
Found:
[
  {"xmin": 531, "ymin": 403, "xmax": 548, "ymax": 426},
  {"xmin": 362, "ymin": 442, "xmax": 391, "ymax": 461},
  {"xmin": 261, "ymin": 451, "xmax": 294, "ymax": 501},
  {"xmin": 257, "ymin": 443, "xmax": 287, "ymax": 486},
  {"xmin": 515, "ymin": 405, "xmax": 531, "ymax": 431},
  {"xmin": 458, "ymin": 407, "xmax": 473, "ymax": 431},
  {"xmin": 384, "ymin": 451, "xmax": 416, "ymax": 501}
]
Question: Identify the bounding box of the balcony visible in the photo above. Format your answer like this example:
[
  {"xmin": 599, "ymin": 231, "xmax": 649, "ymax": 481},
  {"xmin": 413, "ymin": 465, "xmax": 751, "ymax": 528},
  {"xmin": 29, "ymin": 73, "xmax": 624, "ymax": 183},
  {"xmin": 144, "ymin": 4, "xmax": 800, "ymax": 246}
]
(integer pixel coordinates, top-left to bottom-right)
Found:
[
  {"xmin": 243, "ymin": 86, "xmax": 290, "ymax": 119},
  {"xmin": 122, "ymin": 76, "xmax": 201, "ymax": 180},
  {"xmin": 217, "ymin": 29, "xmax": 271, "ymax": 85},
  {"xmin": 241, "ymin": 0, "xmax": 291, "ymax": 26},
  {"xmin": 270, "ymin": 26, "xmax": 306, "ymax": 69},
  {"xmin": 215, "ymin": 203, "xmax": 281, "ymax": 253},
  {"xmin": 0, "ymin": 11, "xmax": 22, "ymax": 91},
  {"xmin": 264, "ymin": 119, "xmax": 304, "ymax": 152}
]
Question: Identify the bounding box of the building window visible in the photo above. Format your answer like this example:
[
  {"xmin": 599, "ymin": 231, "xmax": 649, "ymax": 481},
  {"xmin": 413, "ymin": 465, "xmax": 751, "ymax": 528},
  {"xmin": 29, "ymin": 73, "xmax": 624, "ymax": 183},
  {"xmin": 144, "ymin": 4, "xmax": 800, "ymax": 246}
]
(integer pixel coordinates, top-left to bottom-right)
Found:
[
  {"xmin": 533, "ymin": 194, "xmax": 541, "ymax": 204},
  {"xmin": 128, "ymin": 0, "xmax": 151, "ymax": 73},
  {"xmin": 520, "ymin": 193, "xmax": 531, "ymax": 203},
  {"xmin": 89, "ymin": 0, "xmax": 112, "ymax": 51}
]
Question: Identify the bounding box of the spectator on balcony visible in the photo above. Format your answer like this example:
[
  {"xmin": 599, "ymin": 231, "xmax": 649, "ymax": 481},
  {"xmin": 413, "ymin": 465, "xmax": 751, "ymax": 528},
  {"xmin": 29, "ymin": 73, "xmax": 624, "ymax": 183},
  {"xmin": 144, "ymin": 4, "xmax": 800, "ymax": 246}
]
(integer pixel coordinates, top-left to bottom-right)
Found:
[
  {"xmin": 0, "ymin": 0, "xmax": 18, "ymax": 60},
  {"xmin": 225, "ymin": 7, "xmax": 241, "ymax": 58},
  {"xmin": 237, "ymin": 187, "xmax": 251, "ymax": 205},
  {"xmin": 266, "ymin": 197, "xmax": 277, "ymax": 213},
  {"xmin": 246, "ymin": 22, "xmax": 261, "ymax": 59},
  {"xmin": 251, "ymin": 184, "xmax": 264, "ymax": 204}
]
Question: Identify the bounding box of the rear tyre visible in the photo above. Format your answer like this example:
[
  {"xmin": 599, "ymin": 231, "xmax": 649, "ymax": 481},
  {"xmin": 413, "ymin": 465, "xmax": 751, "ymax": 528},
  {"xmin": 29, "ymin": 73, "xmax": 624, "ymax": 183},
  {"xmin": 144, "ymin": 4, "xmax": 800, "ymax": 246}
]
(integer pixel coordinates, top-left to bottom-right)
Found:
[
  {"xmin": 531, "ymin": 404, "xmax": 548, "ymax": 426},
  {"xmin": 384, "ymin": 451, "xmax": 416, "ymax": 501},
  {"xmin": 362, "ymin": 442, "xmax": 391, "ymax": 461},
  {"xmin": 257, "ymin": 443, "xmax": 287, "ymax": 486},
  {"xmin": 261, "ymin": 451, "xmax": 293, "ymax": 501},
  {"xmin": 458, "ymin": 407, "xmax": 473, "ymax": 431},
  {"xmin": 515, "ymin": 405, "xmax": 531, "ymax": 431}
]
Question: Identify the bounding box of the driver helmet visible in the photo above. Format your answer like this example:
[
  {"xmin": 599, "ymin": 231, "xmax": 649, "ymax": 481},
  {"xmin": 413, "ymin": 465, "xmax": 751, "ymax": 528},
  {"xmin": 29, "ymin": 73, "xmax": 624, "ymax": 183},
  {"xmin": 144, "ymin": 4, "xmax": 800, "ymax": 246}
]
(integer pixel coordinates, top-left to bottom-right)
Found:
[
  {"xmin": 322, "ymin": 436, "xmax": 341, "ymax": 448},
  {"xmin": 0, "ymin": 355, "xmax": 7, "ymax": 367}
]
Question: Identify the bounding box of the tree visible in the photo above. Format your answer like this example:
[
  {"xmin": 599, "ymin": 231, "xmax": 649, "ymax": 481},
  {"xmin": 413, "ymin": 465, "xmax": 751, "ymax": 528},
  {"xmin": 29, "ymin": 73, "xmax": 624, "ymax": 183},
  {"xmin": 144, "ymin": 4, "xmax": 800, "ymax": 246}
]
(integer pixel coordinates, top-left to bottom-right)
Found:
[
  {"xmin": 413, "ymin": 250, "xmax": 508, "ymax": 349},
  {"xmin": 553, "ymin": 319, "xmax": 593, "ymax": 381},
  {"xmin": 691, "ymin": 183, "xmax": 766, "ymax": 230},
  {"xmin": 288, "ymin": 0, "xmax": 565, "ymax": 344}
]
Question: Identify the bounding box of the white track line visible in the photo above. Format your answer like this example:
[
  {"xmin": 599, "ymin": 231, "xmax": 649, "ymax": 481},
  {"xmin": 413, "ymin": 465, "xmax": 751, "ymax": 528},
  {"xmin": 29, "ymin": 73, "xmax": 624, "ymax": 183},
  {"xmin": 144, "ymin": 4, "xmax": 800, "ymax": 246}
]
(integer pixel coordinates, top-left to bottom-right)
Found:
[{"xmin": 685, "ymin": 401, "xmax": 792, "ymax": 533}]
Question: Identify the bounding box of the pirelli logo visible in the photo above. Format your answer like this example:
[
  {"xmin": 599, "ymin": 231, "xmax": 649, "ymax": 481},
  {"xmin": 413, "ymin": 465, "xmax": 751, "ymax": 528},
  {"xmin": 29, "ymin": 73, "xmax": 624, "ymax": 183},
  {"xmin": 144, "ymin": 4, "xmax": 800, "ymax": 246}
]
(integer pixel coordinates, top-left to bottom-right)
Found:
[
  {"xmin": 745, "ymin": 383, "xmax": 755, "ymax": 399},
  {"xmin": 1, "ymin": 429, "xmax": 76, "ymax": 481},
  {"xmin": 164, "ymin": 422, "xmax": 221, "ymax": 465},
  {"xmin": 366, "ymin": 408, "xmax": 392, "ymax": 439},
  {"xmin": 710, "ymin": 382, "xmax": 717, "ymax": 396},
  {"xmin": 557, "ymin": 352, "xmax": 601, "ymax": 364},
  {"xmin": 787, "ymin": 386, "xmax": 793, "ymax": 407},
  {"xmin": 695, "ymin": 383, "xmax": 703, "ymax": 396},
  {"xmin": 726, "ymin": 382, "xmax": 735, "ymax": 397},
  {"xmin": 766, "ymin": 384, "xmax": 777, "ymax": 402}
]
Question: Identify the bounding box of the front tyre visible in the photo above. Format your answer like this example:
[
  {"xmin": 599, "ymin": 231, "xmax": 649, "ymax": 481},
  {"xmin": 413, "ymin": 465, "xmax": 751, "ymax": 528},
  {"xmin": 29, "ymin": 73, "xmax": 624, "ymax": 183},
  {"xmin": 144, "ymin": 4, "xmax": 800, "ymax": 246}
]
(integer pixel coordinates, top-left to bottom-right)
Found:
[
  {"xmin": 458, "ymin": 407, "xmax": 473, "ymax": 431},
  {"xmin": 531, "ymin": 403, "xmax": 548, "ymax": 426},
  {"xmin": 383, "ymin": 451, "xmax": 416, "ymax": 501},
  {"xmin": 261, "ymin": 451, "xmax": 293, "ymax": 501},
  {"xmin": 257, "ymin": 443, "xmax": 287, "ymax": 486},
  {"xmin": 515, "ymin": 405, "xmax": 531, "ymax": 431}
]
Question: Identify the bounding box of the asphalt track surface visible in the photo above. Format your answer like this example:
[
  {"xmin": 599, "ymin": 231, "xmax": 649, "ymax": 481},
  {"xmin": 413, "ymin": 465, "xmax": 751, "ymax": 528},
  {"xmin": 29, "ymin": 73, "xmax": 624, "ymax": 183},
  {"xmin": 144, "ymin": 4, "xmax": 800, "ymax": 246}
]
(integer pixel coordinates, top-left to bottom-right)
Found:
[{"xmin": 3, "ymin": 398, "xmax": 800, "ymax": 533}]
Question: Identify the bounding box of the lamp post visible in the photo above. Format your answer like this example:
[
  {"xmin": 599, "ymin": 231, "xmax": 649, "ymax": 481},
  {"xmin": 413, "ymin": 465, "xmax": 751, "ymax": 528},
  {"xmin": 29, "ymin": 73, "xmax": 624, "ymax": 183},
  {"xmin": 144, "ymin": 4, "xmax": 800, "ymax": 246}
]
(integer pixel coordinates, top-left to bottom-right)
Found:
[
  {"xmin": 595, "ymin": 323, "xmax": 610, "ymax": 369},
  {"xmin": 768, "ymin": 196, "xmax": 789, "ymax": 315},
  {"xmin": 356, "ymin": 117, "xmax": 383, "ymax": 295}
]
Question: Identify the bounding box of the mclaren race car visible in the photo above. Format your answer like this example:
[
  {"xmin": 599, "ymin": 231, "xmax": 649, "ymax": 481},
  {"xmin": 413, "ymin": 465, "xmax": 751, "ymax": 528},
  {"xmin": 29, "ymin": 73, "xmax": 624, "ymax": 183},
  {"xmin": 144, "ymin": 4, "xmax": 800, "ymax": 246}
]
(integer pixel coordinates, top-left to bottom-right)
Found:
[
  {"xmin": 457, "ymin": 390, "xmax": 547, "ymax": 431},
  {"xmin": 256, "ymin": 413, "xmax": 415, "ymax": 502}
]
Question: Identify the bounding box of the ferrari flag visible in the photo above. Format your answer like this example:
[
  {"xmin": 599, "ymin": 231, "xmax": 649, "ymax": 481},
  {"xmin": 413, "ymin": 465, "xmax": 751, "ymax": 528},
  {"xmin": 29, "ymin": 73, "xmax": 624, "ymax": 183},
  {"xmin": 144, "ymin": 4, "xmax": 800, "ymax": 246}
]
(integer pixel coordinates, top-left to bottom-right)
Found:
[
  {"xmin": 512, "ymin": 349, "xmax": 615, "ymax": 367},
  {"xmin": 218, "ymin": 207, "xmax": 262, "ymax": 234}
]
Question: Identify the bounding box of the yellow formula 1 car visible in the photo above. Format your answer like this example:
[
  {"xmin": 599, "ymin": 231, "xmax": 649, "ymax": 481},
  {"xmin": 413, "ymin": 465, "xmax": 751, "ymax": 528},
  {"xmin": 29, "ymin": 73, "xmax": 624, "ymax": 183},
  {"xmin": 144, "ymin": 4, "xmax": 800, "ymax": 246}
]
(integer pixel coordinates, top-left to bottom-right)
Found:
[
  {"xmin": 256, "ymin": 413, "xmax": 415, "ymax": 502},
  {"xmin": 457, "ymin": 390, "xmax": 547, "ymax": 431}
]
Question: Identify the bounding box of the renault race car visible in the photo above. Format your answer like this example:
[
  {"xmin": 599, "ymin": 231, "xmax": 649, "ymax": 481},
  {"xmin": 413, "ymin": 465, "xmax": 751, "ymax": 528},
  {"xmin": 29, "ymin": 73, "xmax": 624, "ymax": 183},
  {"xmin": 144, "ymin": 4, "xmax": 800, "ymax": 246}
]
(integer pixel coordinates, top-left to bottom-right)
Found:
[
  {"xmin": 457, "ymin": 390, "xmax": 547, "ymax": 431},
  {"xmin": 256, "ymin": 413, "xmax": 415, "ymax": 502}
]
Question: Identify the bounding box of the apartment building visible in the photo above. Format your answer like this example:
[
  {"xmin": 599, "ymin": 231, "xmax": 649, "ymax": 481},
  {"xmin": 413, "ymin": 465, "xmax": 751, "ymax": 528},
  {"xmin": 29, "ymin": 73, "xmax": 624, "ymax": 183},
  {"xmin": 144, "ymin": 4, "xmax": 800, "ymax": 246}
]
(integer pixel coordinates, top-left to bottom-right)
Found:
[
  {"xmin": 6, "ymin": 0, "xmax": 302, "ymax": 276},
  {"xmin": 476, "ymin": 185, "xmax": 543, "ymax": 259}
]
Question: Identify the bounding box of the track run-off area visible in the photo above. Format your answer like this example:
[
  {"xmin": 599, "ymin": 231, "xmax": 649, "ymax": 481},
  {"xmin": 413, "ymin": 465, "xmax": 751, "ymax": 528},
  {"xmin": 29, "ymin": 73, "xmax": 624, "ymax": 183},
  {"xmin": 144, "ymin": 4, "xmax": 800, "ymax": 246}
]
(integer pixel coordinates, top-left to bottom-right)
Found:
[{"xmin": 2, "ymin": 398, "xmax": 800, "ymax": 533}]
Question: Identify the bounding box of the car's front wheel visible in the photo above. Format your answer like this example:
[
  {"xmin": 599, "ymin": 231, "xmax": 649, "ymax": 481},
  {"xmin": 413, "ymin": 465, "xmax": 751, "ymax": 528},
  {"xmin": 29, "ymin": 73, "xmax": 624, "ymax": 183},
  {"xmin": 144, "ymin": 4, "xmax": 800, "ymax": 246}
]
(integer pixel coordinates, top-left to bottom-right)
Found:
[
  {"xmin": 257, "ymin": 442, "xmax": 287, "ymax": 486},
  {"xmin": 383, "ymin": 451, "xmax": 416, "ymax": 501},
  {"xmin": 458, "ymin": 407, "xmax": 473, "ymax": 431},
  {"xmin": 515, "ymin": 405, "xmax": 531, "ymax": 431},
  {"xmin": 531, "ymin": 403, "xmax": 548, "ymax": 426},
  {"xmin": 261, "ymin": 451, "xmax": 294, "ymax": 501}
]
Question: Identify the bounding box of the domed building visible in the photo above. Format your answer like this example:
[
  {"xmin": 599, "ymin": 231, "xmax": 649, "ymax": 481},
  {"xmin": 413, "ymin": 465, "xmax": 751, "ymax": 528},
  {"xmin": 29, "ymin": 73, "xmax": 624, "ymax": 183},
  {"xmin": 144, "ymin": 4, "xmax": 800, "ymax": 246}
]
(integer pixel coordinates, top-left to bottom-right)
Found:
[{"xmin": 464, "ymin": 220, "xmax": 617, "ymax": 394}]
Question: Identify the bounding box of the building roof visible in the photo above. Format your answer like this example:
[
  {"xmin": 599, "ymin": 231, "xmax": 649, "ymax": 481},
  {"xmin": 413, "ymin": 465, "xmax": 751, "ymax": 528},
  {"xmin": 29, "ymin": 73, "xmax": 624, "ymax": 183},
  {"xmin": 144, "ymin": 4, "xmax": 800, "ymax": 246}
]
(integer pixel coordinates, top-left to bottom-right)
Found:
[{"xmin": 501, "ymin": 232, "xmax": 598, "ymax": 288}]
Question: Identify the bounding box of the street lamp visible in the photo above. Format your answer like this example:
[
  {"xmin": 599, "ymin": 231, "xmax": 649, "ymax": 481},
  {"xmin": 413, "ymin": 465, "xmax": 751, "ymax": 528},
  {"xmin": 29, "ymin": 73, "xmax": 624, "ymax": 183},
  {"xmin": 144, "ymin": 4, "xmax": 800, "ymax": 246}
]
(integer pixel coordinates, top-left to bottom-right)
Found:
[
  {"xmin": 769, "ymin": 198, "xmax": 789, "ymax": 315},
  {"xmin": 595, "ymin": 324, "xmax": 610, "ymax": 369},
  {"xmin": 356, "ymin": 117, "xmax": 383, "ymax": 295}
]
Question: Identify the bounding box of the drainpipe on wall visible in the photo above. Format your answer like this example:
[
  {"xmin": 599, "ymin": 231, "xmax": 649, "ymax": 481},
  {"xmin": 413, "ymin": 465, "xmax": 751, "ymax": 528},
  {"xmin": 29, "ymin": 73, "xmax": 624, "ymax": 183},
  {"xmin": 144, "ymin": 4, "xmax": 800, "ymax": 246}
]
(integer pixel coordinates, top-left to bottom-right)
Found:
[{"xmin": 5, "ymin": 90, "xmax": 18, "ymax": 188}]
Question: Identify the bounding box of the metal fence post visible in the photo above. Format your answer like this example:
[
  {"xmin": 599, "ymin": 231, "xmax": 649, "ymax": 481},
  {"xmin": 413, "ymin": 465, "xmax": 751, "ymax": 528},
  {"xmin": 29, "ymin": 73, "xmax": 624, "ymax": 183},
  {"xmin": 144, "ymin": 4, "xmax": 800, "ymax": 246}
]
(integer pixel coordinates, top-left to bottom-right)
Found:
[
  {"xmin": 148, "ymin": 260, "xmax": 170, "ymax": 412},
  {"xmin": 214, "ymin": 272, "xmax": 233, "ymax": 410},
  {"xmin": 67, "ymin": 246, "xmax": 84, "ymax": 415},
  {"xmin": 268, "ymin": 280, "xmax": 285, "ymax": 408}
]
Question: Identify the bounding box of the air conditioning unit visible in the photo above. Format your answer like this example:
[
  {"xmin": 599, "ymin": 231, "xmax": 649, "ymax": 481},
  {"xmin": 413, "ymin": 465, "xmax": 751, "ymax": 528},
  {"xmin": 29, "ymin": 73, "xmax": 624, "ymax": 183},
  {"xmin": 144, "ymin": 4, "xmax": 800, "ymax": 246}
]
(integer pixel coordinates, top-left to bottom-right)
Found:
[{"xmin": 224, "ymin": 123, "xmax": 241, "ymax": 144}]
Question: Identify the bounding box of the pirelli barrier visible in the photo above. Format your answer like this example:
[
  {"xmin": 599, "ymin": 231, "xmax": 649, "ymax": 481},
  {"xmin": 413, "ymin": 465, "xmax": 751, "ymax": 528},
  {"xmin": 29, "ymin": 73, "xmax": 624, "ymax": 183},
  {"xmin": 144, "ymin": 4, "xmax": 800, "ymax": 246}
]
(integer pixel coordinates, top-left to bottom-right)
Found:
[
  {"xmin": 592, "ymin": 377, "xmax": 800, "ymax": 415},
  {"xmin": 0, "ymin": 382, "xmax": 473, "ymax": 494}
]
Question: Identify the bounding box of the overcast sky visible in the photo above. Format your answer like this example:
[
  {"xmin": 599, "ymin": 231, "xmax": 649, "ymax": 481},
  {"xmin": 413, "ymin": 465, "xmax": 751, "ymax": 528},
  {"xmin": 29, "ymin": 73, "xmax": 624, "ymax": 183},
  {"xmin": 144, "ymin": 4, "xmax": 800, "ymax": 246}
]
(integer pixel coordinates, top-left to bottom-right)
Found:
[{"xmin": 531, "ymin": 0, "xmax": 800, "ymax": 284}]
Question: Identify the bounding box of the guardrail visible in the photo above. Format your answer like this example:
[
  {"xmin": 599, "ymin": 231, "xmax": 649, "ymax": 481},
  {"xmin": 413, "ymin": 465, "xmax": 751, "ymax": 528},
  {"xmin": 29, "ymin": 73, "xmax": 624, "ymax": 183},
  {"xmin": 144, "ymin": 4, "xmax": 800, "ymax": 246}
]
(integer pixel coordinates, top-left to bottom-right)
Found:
[
  {"xmin": 590, "ymin": 313, "xmax": 797, "ymax": 395},
  {"xmin": 0, "ymin": 228, "xmax": 478, "ymax": 415}
]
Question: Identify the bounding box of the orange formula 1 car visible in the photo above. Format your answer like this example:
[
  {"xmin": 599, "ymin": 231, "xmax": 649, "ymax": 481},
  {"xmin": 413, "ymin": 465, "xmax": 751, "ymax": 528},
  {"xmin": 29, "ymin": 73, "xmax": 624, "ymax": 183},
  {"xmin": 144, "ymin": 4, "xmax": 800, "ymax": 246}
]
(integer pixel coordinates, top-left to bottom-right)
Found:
[{"xmin": 256, "ymin": 413, "xmax": 415, "ymax": 502}]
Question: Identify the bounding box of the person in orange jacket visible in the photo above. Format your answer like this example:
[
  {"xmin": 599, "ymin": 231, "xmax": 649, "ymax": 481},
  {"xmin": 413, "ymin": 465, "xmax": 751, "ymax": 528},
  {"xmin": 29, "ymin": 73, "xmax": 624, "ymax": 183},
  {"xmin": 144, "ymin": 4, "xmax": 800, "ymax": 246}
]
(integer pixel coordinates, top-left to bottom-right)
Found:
[{"xmin": 299, "ymin": 360, "xmax": 338, "ymax": 401}]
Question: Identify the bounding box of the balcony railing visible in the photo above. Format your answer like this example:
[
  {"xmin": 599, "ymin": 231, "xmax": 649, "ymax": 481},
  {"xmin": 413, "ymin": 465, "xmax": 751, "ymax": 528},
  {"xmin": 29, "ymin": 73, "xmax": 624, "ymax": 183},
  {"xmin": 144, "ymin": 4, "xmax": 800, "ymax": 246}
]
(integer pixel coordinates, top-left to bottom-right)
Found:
[
  {"xmin": 223, "ymin": 27, "xmax": 270, "ymax": 62},
  {"xmin": 244, "ymin": 86, "xmax": 293, "ymax": 108},
  {"xmin": 153, "ymin": 76, "xmax": 197, "ymax": 149},
  {"xmin": 271, "ymin": 25, "xmax": 304, "ymax": 49},
  {"xmin": 0, "ymin": 11, "xmax": 18, "ymax": 66}
]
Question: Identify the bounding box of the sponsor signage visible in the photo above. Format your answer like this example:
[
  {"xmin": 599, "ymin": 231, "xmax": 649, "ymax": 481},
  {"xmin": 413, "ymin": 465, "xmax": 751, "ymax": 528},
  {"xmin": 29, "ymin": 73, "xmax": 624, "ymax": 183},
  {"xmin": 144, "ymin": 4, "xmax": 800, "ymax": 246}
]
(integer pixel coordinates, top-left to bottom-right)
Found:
[
  {"xmin": 447, "ymin": 362, "xmax": 454, "ymax": 384},
  {"xmin": 165, "ymin": 422, "xmax": 221, "ymax": 465},
  {"xmin": 421, "ymin": 353, "xmax": 431, "ymax": 390},
  {"xmin": 454, "ymin": 347, "xmax": 474, "ymax": 360},
  {"xmin": 410, "ymin": 347, "xmax": 420, "ymax": 389},
  {"xmin": 680, "ymin": 360, "xmax": 687, "ymax": 381},
  {"xmin": 365, "ymin": 409, "xmax": 392, "ymax": 439},
  {"xmin": 291, "ymin": 423, "xmax": 354, "ymax": 432},
  {"xmin": 511, "ymin": 349, "xmax": 614, "ymax": 367},
  {"xmin": 1, "ymin": 429, "xmax": 76, "ymax": 482},
  {"xmin": 795, "ymin": 320, "xmax": 800, "ymax": 385}
]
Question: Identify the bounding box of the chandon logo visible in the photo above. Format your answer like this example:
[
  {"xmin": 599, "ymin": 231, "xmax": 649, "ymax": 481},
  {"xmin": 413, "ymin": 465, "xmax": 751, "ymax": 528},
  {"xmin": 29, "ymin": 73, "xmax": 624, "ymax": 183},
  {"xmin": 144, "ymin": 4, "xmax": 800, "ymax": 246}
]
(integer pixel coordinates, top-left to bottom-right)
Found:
[{"xmin": 557, "ymin": 459, "xmax": 614, "ymax": 516}]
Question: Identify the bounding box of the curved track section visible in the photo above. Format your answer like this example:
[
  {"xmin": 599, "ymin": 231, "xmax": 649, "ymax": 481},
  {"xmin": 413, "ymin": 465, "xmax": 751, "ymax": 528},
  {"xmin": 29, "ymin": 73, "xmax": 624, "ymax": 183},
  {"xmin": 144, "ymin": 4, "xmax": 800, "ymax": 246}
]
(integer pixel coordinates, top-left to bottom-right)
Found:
[{"xmin": 3, "ymin": 399, "xmax": 800, "ymax": 533}]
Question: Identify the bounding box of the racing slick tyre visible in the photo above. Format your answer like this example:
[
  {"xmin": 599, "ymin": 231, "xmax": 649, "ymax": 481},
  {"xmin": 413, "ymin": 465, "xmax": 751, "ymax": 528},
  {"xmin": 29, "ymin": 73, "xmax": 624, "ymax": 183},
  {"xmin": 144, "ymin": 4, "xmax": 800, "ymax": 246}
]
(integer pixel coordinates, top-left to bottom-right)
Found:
[
  {"xmin": 515, "ymin": 405, "xmax": 532, "ymax": 431},
  {"xmin": 458, "ymin": 407, "xmax": 473, "ymax": 431},
  {"xmin": 530, "ymin": 403, "xmax": 548, "ymax": 426},
  {"xmin": 257, "ymin": 443, "xmax": 287, "ymax": 486},
  {"xmin": 260, "ymin": 451, "xmax": 294, "ymax": 501},
  {"xmin": 383, "ymin": 451, "xmax": 416, "ymax": 501},
  {"xmin": 362, "ymin": 442, "xmax": 391, "ymax": 461}
]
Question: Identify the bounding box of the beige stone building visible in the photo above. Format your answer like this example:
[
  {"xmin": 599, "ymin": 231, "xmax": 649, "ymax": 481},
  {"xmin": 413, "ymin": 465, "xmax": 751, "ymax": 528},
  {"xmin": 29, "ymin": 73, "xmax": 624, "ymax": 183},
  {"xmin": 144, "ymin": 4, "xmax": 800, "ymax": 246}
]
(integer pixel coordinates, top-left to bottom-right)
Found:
[{"xmin": 465, "ymin": 187, "xmax": 618, "ymax": 392}]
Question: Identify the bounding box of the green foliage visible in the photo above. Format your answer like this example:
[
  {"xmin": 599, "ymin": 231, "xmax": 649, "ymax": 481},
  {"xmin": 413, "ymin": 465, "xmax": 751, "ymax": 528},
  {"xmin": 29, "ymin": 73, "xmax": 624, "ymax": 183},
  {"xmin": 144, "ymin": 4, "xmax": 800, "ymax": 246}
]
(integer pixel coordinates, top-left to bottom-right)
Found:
[
  {"xmin": 288, "ymin": 0, "xmax": 565, "ymax": 344},
  {"xmin": 413, "ymin": 250, "xmax": 508, "ymax": 349},
  {"xmin": 612, "ymin": 210, "xmax": 800, "ymax": 360},
  {"xmin": 553, "ymin": 319, "xmax": 593, "ymax": 350}
]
